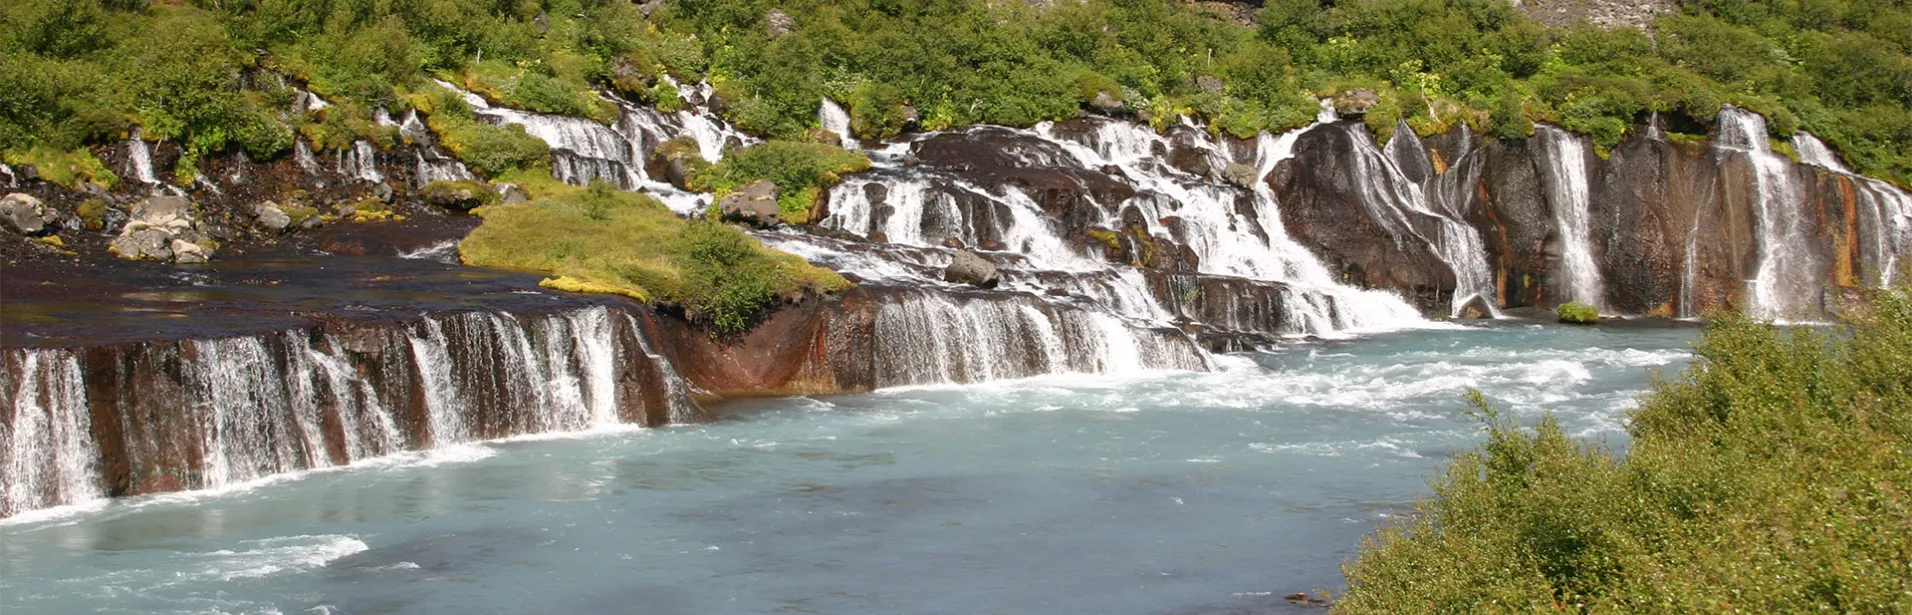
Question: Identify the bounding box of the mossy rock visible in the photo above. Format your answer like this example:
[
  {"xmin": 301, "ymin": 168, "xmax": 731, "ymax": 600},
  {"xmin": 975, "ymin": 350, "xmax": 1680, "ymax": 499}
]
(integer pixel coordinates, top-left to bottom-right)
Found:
[
  {"xmin": 1557, "ymin": 301, "xmax": 1600, "ymax": 324},
  {"xmin": 418, "ymin": 179, "xmax": 501, "ymax": 211}
]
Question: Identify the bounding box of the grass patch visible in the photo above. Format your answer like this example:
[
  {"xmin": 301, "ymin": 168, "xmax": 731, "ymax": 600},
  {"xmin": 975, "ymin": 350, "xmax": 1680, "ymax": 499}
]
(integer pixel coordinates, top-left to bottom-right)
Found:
[
  {"xmin": 688, "ymin": 141, "xmax": 870, "ymax": 225},
  {"xmin": 2, "ymin": 146, "xmax": 117, "ymax": 189},
  {"xmin": 407, "ymin": 85, "xmax": 551, "ymax": 178},
  {"xmin": 1336, "ymin": 289, "xmax": 1912, "ymax": 613},
  {"xmin": 459, "ymin": 180, "xmax": 850, "ymax": 336}
]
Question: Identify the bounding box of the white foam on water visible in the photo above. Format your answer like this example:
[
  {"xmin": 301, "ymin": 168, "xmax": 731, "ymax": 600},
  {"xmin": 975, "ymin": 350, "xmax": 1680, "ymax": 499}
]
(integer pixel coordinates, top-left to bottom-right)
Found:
[{"xmin": 192, "ymin": 534, "xmax": 369, "ymax": 581}]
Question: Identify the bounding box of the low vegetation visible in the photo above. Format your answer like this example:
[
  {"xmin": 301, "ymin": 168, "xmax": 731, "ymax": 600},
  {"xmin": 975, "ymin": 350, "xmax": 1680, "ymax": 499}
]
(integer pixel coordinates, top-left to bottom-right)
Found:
[
  {"xmin": 459, "ymin": 179, "xmax": 850, "ymax": 336},
  {"xmin": 688, "ymin": 140, "xmax": 870, "ymax": 224},
  {"xmin": 1336, "ymin": 290, "xmax": 1912, "ymax": 613}
]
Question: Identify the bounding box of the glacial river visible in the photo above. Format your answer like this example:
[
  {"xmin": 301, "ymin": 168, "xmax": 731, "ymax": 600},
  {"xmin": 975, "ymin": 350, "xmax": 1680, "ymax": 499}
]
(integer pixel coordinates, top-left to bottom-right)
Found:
[{"xmin": 0, "ymin": 323, "xmax": 1694, "ymax": 614}]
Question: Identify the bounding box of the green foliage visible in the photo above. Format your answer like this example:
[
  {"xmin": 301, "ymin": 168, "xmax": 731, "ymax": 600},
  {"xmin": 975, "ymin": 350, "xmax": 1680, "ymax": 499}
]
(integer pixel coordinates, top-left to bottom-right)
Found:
[
  {"xmin": 1556, "ymin": 301, "xmax": 1599, "ymax": 324},
  {"xmin": 689, "ymin": 141, "xmax": 870, "ymax": 224},
  {"xmin": 459, "ymin": 178, "xmax": 850, "ymax": 337},
  {"xmin": 412, "ymin": 85, "xmax": 551, "ymax": 178},
  {"xmin": 1337, "ymin": 290, "xmax": 1912, "ymax": 613}
]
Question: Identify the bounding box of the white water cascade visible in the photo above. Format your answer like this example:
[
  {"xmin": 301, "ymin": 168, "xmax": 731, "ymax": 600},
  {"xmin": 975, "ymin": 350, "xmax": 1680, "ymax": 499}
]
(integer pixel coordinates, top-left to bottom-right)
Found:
[
  {"xmin": 0, "ymin": 349, "xmax": 99, "ymax": 518},
  {"xmin": 337, "ymin": 140, "xmax": 384, "ymax": 183},
  {"xmin": 819, "ymin": 98, "xmax": 859, "ymax": 150},
  {"xmin": 1339, "ymin": 123, "xmax": 1501, "ymax": 317},
  {"xmin": 0, "ymin": 306, "xmax": 697, "ymax": 518},
  {"xmin": 126, "ymin": 127, "xmax": 159, "ymax": 184},
  {"xmin": 1792, "ymin": 132, "xmax": 1912, "ymax": 287},
  {"xmin": 870, "ymin": 290, "xmax": 1206, "ymax": 387},
  {"xmin": 1534, "ymin": 125, "xmax": 1606, "ymax": 306},
  {"xmin": 438, "ymin": 79, "xmax": 753, "ymax": 214},
  {"xmin": 1716, "ymin": 107, "xmax": 1819, "ymax": 319}
]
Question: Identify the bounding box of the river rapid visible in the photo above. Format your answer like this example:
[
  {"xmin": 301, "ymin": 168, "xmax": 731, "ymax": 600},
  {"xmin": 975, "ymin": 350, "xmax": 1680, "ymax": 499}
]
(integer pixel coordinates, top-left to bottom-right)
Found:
[{"xmin": 1, "ymin": 322, "xmax": 1692, "ymax": 615}]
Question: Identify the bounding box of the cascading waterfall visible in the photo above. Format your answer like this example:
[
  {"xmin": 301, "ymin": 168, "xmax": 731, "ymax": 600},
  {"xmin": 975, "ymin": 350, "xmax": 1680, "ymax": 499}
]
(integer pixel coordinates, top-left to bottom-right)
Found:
[
  {"xmin": 337, "ymin": 140, "xmax": 384, "ymax": 183},
  {"xmin": 0, "ymin": 306, "xmax": 696, "ymax": 518},
  {"xmin": 1039, "ymin": 118, "xmax": 1426, "ymax": 330},
  {"xmin": 870, "ymin": 290, "xmax": 1206, "ymax": 387},
  {"xmin": 438, "ymin": 79, "xmax": 751, "ymax": 214},
  {"xmin": 294, "ymin": 139, "xmax": 322, "ymax": 176},
  {"xmin": 1534, "ymin": 125, "xmax": 1606, "ymax": 306},
  {"xmin": 126, "ymin": 127, "xmax": 159, "ymax": 185},
  {"xmin": 1338, "ymin": 123, "xmax": 1500, "ymax": 317},
  {"xmin": 1792, "ymin": 132, "xmax": 1912, "ymax": 287},
  {"xmin": 819, "ymin": 99, "xmax": 859, "ymax": 150},
  {"xmin": 0, "ymin": 349, "xmax": 99, "ymax": 518},
  {"xmin": 1716, "ymin": 107, "xmax": 1818, "ymax": 319}
]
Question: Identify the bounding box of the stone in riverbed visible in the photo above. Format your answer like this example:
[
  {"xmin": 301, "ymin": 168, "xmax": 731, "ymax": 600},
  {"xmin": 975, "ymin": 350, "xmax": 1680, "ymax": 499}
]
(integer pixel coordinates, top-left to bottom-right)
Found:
[
  {"xmin": 252, "ymin": 201, "xmax": 292, "ymax": 232},
  {"xmin": 944, "ymin": 249, "xmax": 999, "ymax": 289},
  {"xmin": 1456, "ymin": 296, "xmax": 1495, "ymax": 319},
  {"xmin": 719, "ymin": 180, "xmax": 781, "ymax": 228},
  {"xmin": 1, "ymin": 193, "xmax": 56, "ymax": 236}
]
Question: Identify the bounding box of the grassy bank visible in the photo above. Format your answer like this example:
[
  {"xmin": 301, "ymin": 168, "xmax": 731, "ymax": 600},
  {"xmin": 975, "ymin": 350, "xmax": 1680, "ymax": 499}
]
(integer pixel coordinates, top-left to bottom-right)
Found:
[
  {"xmin": 1334, "ymin": 291, "xmax": 1912, "ymax": 613},
  {"xmin": 459, "ymin": 177, "xmax": 850, "ymax": 336}
]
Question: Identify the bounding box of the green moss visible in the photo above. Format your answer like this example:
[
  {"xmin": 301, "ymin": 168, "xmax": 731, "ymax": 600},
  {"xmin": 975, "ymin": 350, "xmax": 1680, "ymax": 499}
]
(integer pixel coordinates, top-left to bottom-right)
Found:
[
  {"xmin": 1, "ymin": 147, "xmax": 117, "ymax": 189},
  {"xmin": 459, "ymin": 179, "xmax": 849, "ymax": 337},
  {"xmin": 1556, "ymin": 301, "xmax": 1599, "ymax": 324},
  {"xmin": 76, "ymin": 198, "xmax": 107, "ymax": 230},
  {"xmin": 417, "ymin": 179, "xmax": 500, "ymax": 210}
]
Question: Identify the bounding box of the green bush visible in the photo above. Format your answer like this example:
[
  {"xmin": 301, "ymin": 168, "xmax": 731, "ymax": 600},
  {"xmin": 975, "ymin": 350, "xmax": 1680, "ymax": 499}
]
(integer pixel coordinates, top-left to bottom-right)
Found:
[{"xmin": 1337, "ymin": 290, "xmax": 1912, "ymax": 613}]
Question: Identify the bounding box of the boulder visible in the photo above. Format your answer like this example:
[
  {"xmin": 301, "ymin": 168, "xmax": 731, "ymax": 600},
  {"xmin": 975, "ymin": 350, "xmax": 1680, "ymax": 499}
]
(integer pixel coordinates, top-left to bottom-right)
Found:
[
  {"xmin": 130, "ymin": 195, "xmax": 192, "ymax": 228},
  {"xmin": 637, "ymin": 0, "xmax": 666, "ymax": 17},
  {"xmin": 944, "ymin": 249, "xmax": 1000, "ymax": 289},
  {"xmin": 112, "ymin": 227, "xmax": 174, "ymax": 261},
  {"xmin": 1332, "ymin": 88, "xmax": 1380, "ymax": 116},
  {"xmin": 419, "ymin": 180, "xmax": 499, "ymax": 211},
  {"xmin": 252, "ymin": 201, "xmax": 292, "ymax": 232},
  {"xmin": 1, "ymin": 193, "xmax": 56, "ymax": 235},
  {"xmin": 497, "ymin": 183, "xmax": 530, "ymax": 205},
  {"xmin": 374, "ymin": 182, "xmax": 394, "ymax": 203},
  {"xmin": 1195, "ymin": 75, "xmax": 1224, "ymax": 95},
  {"xmin": 170, "ymin": 239, "xmax": 209, "ymax": 264},
  {"xmin": 765, "ymin": 9, "xmax": 794, "ymax": 39},
  {"xmin": 719, "ymin": 180, "xmax": 781, "ymax": 227},
  {"xmin": 1457, "ymin": 296, "xmax": 1495, "ymax": 319},
  {"xmin": 1090, "ymin": 91, "xmax": 1124, "ymax": 113},
  {"xmin": 1221, "ymin": 162, "xmax": 1259, "ymax": 188}
]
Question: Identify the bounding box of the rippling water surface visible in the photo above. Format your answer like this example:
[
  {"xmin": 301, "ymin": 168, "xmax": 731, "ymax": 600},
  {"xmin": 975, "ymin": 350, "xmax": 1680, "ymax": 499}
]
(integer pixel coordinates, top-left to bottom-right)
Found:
[{"xmin": 0, "ymin": 323, "xmax": 1694, "ymax": 614}]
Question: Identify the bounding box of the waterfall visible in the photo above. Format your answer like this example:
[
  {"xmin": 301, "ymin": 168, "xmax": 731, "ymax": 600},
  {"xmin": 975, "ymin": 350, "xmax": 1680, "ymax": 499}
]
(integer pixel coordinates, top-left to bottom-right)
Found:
[
  {"xmin": 0, "ymin": 306, "xmax": 697, "ymax": 518},
  {"xmin": 869, "ymin": 289, "xmax": 1205, "ymax": 387},
  {"xmin": 819, "ymin": 99, "xmax": 859, "ymax": 150},
  {"xmin": 1534, "ymin": 125, "xmax": 1606, "ymax": 306},
  {"xmin": 1791, "ymin": 132, "xmax": 1912, "ymax": 287},
  {"xmin": 1, "ymin": 162, "xmax": 15, "ymax": 187},
  {"xmin": 337, "ymin": 140, "xmax": 384, "ymax": 183},
  {"xmin": 1793, "ymin": 133, "xmax": 1848, "ymax": 172},
  {"xmin": 1716, "ymin": 107, "xmax": 1818, "ymax": 320},
  {"xmin": 127, "ymin": 127, "xmax": 158, "ymax": 184},
  {"xmin": 1336, "ymin": 123, "xmax": 1500, "ymax": 317},
  {"xmin": 0, "ymin": 349, "xmax": 100, "ymax": 518},
  {"xmin": 294, "ymin": 138, "xmax": 322, "ymax": 176}
]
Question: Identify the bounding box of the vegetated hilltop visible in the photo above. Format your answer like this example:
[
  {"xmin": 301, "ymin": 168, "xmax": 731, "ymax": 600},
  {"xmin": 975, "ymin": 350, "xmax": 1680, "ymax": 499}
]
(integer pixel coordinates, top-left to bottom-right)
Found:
[{"xmin": 4, "ymin": 0, "xmax": 1909, "ymax": 191}]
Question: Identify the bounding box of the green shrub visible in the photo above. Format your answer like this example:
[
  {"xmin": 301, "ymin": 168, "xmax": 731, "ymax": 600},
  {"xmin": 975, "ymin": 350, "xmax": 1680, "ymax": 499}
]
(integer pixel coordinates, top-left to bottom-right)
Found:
[{"xmin": 1337, "ymin": 290, "xmax": 1912, "ymax": 613}]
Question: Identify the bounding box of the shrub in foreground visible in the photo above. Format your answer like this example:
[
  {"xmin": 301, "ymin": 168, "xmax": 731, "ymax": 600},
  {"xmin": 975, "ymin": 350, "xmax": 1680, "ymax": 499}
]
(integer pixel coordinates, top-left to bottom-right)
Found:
[{"xmin": 1335, "ymin": 291, "xmax": 1912, "ymax": 613}]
